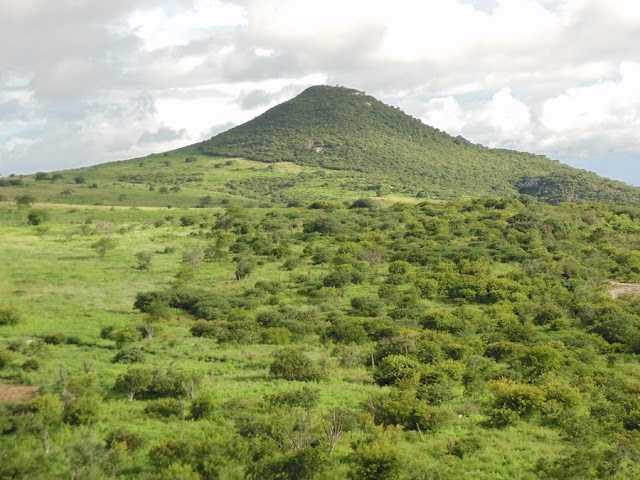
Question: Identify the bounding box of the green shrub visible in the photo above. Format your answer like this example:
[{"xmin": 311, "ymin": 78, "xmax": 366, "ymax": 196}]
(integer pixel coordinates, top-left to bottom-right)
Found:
[
  {"xmin": 64, "ymin": 392, "xmax": 102, "ymax": 425},
  {"xmin": 190, "ymin": 394, "xmax": 218, "ymax": 420},
  {"xmin": 105, "ymin": 428, "xmax": 145, "ymax": 451},
  {"xmin": 112, "ymin": 347, "xmax": 146, "ymax": 364},
  {"xmin": 373, "ymin": 354, "xmax": 421, "ymax": 386},
  {"xmin": 269, "ymin": 348, "xmax": 322, "ymax": 381},
  {"xmin": 0, "ymin": 349, "xmax": 12, "ymax": 369},
  {"xmin": 21, "ymin": 359, "xmax": 39, "ymax": 371},
  {"xmin": 43, "ymin": 333, "xmax": 65, "ymax": 345},
  {"xmin": 0, "ymin": 307, "xmax": 21, "ymax": 326},
  {"xmin": 27, "ymin": 209, "xmax": 48, "ymax": 225},
  {"xmin": 265, "ymin": 386, "xmax": 320, "ymax": 410},
  {"xmin": 351, "ymin": 296, "xmax": 383, "ymax": 317},
  {"xmin": 145, "ymin": 398, "xmax": 184, "ymax": 420}
]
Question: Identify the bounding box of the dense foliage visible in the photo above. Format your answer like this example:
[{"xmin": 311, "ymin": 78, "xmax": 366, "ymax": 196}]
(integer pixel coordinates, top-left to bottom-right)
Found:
[{"xmin": 2, "ymin": 194, "xmax": 640, "ymax": 478}]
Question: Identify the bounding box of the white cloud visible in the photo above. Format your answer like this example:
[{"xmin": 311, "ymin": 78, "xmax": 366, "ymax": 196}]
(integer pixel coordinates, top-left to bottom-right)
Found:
[
  {"xmin": 422, "ymin": 97, "xmax": 465, "ymax": 134},
  {"xmin": 1, "ymin": 0, "xmax": 640, "ymax": 184}
]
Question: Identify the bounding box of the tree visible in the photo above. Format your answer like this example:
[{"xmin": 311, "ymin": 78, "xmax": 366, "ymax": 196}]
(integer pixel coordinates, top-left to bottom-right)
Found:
[
  {"xmin": 115, "ymin": 367, "xmax": 155, "ymax": 401},
  {"xmin": 235, "ymin": 259, "xmax": 255, "ymax": 281},
  {"xmin": 92, "ymin": 237, "xmax": 117, "ymax": 258},
  {"xmin": 26, "ymin": 393, "xmax": 64, "ymax": 453}
]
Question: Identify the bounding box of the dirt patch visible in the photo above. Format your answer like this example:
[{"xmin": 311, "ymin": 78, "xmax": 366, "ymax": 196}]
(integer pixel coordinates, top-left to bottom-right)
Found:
[
  {"xmin": 0, "ymin": 383, "xmax": 39, "ymax": 404},
  {"xmin": 609, "ymin": 282, "xmax": 640, "ymax": 299}
]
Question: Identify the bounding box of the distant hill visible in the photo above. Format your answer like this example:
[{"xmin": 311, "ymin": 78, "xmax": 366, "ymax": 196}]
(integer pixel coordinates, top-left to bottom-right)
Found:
[{"xmin": 199, "ymin": 85, "xmax": 640, "ymax": 204}]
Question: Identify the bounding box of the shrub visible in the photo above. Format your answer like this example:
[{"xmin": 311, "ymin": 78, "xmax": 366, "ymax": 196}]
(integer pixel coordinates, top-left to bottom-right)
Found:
[
  {"xmin": 112, "ymin": 347, "xmax": 146, "ymax": 364},
  {"xmin": 190, "ymin": 320, "xmax": 219, "ymax": 338},
  {"xmin": 27, "ymin": 209, "xmax": 48, "ymax": 225},
  {"xmin": 350, "ymin": 198, "xmax": 376, "ymax": 209},
  {"xmin": 15, "ymin": 194, "xmax": 36, "ymax": 208},
  {"xmin": 265, "ymin": 386, "xmax": 320, "ymax": 411},
  {"xmin": 91, "ymin": 237, "xmax": 117, "ymax": 258},
  {"xmin": 351, "ymin": 296, "xmax": 383, "ymax": 317},
  {"xmin": 43, "ymin": 333, "xmax": 65, "ymax": 345},
  {"xmin": 106, "ymin": 428, "xmax": 145, "ymax": 451},
  {"xmin": 64, "ymin": 392, "xmax": 102, "ymax": 425},
  {"xmin": 0, "ymin": 307, "xmax": 21, "ymax": 326},
  {"xmin": 373, "ymin": 354, "xmax": 421, "ymax": 386},
  {"xmin": 488, "ymin": 380, "xmax": 546, "ymax": 427},
  {"xmin": 145, "ymin": 398, "xmax": 184, "ymax": 420},
  {"xmin": 269, "ymin": 348, "xmax": 322, "ymax": 381},
  {"xmin": 74, "ymin": 176, "xmax": 86, "ymax": 184},
  {"xmin": 0, "ymin": 349, "xmax": 12, "ymax": 369},
  {"xmin": 327, "ymin": 319, "xmax": 369, "ymax": 344},
  {"xmin": 349, "ymin": 436, "xmax": 401, "ymax": 480},
  {"xmin": 190, "ymin": 394, "xmax": 218, "ymax": 420},
  {"xmin": 21, "ymin": 359, "xmax": 39, "ymax": 371}
]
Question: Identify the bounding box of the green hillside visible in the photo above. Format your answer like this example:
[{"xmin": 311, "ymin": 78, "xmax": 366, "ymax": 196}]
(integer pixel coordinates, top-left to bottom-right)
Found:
[{"xmin": 199, "ymin": 85, "xmax": 640, "ymax": 204}]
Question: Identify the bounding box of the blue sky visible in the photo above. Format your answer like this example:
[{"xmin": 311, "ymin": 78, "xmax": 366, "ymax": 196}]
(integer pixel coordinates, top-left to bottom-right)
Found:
[{"xmin": 1, "ymin": 0, "xmax": 639, "ymax": 186}]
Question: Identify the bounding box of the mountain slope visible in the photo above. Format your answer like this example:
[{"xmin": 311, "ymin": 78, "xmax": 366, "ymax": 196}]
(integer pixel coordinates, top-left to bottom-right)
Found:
[{"xmin": 199, "ymin": 85, "xmax": 640, "ymax": 204}]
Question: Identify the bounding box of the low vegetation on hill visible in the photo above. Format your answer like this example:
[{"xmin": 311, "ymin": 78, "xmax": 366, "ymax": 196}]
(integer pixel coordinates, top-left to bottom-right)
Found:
[
  {"xmin": 199, "ymin": 85, "xmax": 640, "ymax": 204},
  {"xmin": 2, "ymin": 193, "xmax": 640, "ymax": 479}
]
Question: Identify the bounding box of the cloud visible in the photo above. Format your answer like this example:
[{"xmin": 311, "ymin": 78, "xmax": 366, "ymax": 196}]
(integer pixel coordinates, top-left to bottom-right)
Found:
[
  {"xmin": 0, "ymin": 0, "xmax": 639, "ymax": 184},
  {"xmin": 138, "ymin": 126, "xmax": 187, "ymax": 144}
]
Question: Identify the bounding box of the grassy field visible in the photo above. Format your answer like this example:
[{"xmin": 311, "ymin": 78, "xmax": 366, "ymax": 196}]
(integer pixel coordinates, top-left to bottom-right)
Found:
[{"xmin": 2, "ymin": 179, "xmax": 640, "ymax": 479}]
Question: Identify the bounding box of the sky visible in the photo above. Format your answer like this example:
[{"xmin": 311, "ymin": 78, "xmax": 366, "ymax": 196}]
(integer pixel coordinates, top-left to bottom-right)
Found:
[{"xmin": 1, "ymin": 0, "xmax": 639, "ymax": 185}]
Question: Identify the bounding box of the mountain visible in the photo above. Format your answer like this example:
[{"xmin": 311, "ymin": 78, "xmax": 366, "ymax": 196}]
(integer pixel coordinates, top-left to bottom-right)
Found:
[{"xmin": 199, "ymin": 85, "xmax": 640, "ymax": 204}]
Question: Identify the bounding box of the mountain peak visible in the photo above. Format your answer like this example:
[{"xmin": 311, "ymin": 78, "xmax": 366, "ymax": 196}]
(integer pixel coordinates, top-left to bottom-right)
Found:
[{"xmin": 198, "ymin": 85, "xmax": 640, "ymax": 204}]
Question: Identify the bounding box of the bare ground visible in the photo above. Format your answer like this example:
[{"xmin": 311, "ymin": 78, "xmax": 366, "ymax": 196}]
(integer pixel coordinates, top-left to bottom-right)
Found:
[
  {"xmin": 0, "ymin": 383, "xmax": 39, "ymax": 404},
  {"xmin": 609, "ymin": 282, "xmax": 640, "ymax": 299}
]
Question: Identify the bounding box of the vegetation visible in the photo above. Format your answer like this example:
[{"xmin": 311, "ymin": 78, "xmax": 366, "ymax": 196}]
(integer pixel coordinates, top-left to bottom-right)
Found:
[
  {"xmin": 199, "ymin": 85, "xmax": 640, "ymax": 204},
  {"xmin": 2, "ymin": 85, "xmax": 640, "ymax": 478},
  {"xmin": 1, "ymin": 191, "xmax": 640, "ymax": 478}
]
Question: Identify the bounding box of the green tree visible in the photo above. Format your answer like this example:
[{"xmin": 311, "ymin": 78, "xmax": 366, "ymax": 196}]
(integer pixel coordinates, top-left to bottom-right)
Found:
[
  {"xmin": 26, "ymin": 393, "xmax": 64, "ymax": 453},
  {"xmin": 115, "ymin": 367, "xmax": 155, "ymax": 401}
]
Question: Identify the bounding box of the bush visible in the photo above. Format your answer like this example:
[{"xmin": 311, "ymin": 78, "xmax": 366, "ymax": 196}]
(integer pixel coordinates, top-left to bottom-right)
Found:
[
  {"xmin": 265, "ymin": 386, "xmax": 320, "ymax": 410},
  {"xmin": 190, "ymin": 320, "xmax": 219, "ymax": 338},
  {"xmin": 327, "ymin": 319, "xmax": 369, "ymax": 344},
  {"xmin": 106, "ymin": 428, "xmax": 145, "ymax": 451},
  {"xmin": 112, "ymin": 347, "xmax": 146, "ymax": 364},
  {"xmin": 15, "ymin": 194, "xmax": 36, "ymax": 208},
  {"xmin": 0, "ymin": 307, "xmax": 21, "ymax": 326},
  {"xmin": 373, "ymin": 354, "xmax": 421, "ymax": 386},
  {"xmin": 64, "ymin": 393, "xmax": 102, "ymax": 425},
  {"xmin": 43, "ymin": 333, "xmax": 66, "ymax": 345},
  {"xmin": 349, "ymin": 436, "xmax": 401, "ymax": 480},
  {"xmin": 0, "ymin": 349, "xmax": 12, "ymax": 369},
  {"xmin": 351, "ymin": 296, "xmax": 383, "ymax": 317},
  {"xmin": 145, "ymin": 398, "xmax": 184, "ymax": 420},
  {"xmin": 27, "ymin": 209, "xmax": 48, "ymax": 225},
  {"xmin": 269, "ymin": 348, "xmax": 322, "ymax": 381},
  {"xmin": 21, "ymin": 359, "xmax": 39, "ymax": 371},
  {"xmin": 190, "ymin": 394, "xmax": 218, "ymax": 420}
]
